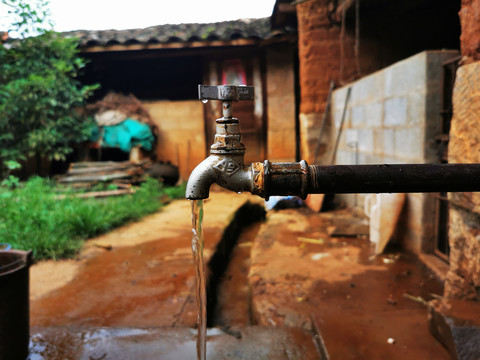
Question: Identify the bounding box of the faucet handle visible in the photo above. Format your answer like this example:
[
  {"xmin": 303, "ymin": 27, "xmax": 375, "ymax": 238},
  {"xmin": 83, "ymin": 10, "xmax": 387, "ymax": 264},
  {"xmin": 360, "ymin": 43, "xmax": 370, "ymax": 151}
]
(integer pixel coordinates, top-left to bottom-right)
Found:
[{"xmin": 198, "ymin": 85, "xmax": 254, "ymax": 102}]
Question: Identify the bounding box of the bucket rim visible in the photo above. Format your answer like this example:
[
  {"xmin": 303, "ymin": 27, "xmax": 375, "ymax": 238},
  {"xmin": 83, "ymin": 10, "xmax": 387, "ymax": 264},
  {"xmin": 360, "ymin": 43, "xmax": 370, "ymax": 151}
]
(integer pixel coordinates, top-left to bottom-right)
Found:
[{"xmin": 0, "ymin": 250, "xmax": 33, "ymax": 277}]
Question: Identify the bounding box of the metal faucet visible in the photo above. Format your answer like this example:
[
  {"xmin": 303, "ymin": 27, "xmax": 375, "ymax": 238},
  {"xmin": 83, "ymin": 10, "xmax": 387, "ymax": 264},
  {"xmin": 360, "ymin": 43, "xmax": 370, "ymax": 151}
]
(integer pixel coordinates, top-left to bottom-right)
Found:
[
  {"xmin": 186, "ymin": 85, "xmax": 260, "ymax": 200},
  {"xmin": 186, "ymin": 84, "xmax": 480, "ymax": 200}
]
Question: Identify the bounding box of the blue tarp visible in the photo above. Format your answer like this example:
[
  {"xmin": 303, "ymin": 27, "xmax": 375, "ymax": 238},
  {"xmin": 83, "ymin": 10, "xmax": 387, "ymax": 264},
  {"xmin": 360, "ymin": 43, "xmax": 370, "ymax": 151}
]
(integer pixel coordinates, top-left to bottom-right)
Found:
[{"xmin": 90, "ymin": 118, "xmax": 155, "ymax": 152}]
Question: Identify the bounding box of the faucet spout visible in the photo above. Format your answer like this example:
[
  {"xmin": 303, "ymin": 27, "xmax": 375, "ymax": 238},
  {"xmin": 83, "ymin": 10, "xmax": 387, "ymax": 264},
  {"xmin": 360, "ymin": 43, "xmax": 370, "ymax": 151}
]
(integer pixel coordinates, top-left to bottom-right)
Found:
[{"xmin": 185, "ymin": 154, "xmax": 255, "ymax": 200}]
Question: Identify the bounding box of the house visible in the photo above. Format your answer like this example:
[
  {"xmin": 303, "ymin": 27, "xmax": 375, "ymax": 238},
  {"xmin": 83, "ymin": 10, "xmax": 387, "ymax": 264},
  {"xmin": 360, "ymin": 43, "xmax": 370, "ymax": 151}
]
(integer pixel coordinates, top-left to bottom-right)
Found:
[{"xmin": 67, "ymin": 17, "xmax": 298, "ymax": 180}]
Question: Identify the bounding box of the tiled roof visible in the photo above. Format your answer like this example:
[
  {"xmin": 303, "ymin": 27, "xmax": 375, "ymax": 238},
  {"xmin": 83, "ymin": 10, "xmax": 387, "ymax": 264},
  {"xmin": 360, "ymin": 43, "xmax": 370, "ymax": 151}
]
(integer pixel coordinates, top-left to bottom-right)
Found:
[{"xmin": 64, "ymin": 17, "xmax": 292, "ymax": 48}]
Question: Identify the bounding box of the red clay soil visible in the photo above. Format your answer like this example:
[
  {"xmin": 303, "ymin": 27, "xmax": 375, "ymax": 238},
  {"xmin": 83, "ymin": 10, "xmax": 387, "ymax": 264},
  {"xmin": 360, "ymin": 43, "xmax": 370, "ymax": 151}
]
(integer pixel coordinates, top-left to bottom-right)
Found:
[
  {"xmin": 248, "ymin": 207, "xmax": 450, "ymax": 359},
  {"xmin": 29, "ymin": 191, "xmax": 451, "ymax": 359}
]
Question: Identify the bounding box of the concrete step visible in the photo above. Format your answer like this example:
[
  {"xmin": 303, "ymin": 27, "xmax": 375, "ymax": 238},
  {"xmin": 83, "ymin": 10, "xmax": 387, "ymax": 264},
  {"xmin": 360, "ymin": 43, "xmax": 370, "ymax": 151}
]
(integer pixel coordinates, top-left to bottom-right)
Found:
[{"xmin": 29, "ymin": 326, "xmax": 321, "ymax": 360}]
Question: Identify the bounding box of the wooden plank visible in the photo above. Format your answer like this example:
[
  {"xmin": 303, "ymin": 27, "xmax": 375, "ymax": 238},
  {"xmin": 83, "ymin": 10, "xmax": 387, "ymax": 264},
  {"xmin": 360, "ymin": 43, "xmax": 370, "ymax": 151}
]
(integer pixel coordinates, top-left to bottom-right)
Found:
[
  {"xmin": 305, "ymin": 194, "xmax": 325, "ymax": 213},
  {"xmin": 55, "ymin": 189, "xmax": 135, "ymax": 200},
  {"xmin": 59, "ymin": 171, "xmax": 136, "ymax": 183}
]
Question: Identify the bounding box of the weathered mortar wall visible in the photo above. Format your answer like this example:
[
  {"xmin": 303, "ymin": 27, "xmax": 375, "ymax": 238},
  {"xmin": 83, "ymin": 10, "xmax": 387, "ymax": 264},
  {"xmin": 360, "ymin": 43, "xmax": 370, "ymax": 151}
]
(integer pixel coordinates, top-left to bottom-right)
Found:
[
  {"xmin": 266, "ymin": 45, "xmax": 296, "ymax": 162},
  {"xmin": 446, "ymin": 62, "xmax": 480, "ymax": 300},
  {"xmin": 330, "ymin": 51, "xmax": 459, "ymax": 254},
  {"xmin": 143, "ymin": 100, "xmax": 206, "ymax": 181}
]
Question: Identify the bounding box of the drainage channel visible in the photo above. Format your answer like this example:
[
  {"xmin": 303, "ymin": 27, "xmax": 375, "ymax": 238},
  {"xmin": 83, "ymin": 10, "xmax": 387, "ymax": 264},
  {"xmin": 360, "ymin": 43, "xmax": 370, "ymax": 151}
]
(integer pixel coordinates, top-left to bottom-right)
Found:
[{"xmin": 205, "ymin": 201, "xmax": 266, "ymax": 329}]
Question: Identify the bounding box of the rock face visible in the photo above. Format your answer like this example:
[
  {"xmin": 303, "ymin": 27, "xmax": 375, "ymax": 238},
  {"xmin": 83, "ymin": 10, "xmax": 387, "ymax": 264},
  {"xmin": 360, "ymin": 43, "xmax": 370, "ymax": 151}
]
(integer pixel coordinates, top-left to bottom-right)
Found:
[{"xmin": 447, "ymin": 62, "xmax": 480, "ymax": 300}]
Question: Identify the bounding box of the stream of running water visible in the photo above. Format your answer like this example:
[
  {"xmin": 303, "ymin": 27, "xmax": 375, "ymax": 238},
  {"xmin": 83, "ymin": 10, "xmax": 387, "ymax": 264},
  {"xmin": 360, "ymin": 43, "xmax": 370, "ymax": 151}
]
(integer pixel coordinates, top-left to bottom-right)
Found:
[{"xmin": 191, "ymin": 199, "xmax": 207, "ymax": 360}]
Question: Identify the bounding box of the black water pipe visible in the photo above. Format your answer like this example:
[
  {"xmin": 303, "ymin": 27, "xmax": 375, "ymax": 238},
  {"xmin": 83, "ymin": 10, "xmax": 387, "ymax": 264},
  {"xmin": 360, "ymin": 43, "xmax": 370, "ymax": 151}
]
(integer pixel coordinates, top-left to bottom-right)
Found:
[{"xmin": 265, "ymin": 162, "xmax": 480, "ymax": 199}]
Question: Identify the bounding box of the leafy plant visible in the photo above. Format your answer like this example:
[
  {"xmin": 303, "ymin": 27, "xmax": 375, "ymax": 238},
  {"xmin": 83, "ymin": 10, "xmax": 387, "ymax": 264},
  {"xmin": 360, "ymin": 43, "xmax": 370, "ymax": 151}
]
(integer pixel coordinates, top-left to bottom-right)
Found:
[{"xmin": 0, "ymin": 160, "xmax": 21, "ymax": 187}]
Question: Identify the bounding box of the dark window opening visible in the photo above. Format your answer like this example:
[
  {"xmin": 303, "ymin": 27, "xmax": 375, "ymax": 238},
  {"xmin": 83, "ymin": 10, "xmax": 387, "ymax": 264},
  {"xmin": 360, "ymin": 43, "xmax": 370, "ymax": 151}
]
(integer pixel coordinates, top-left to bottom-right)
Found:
[
  {"xmin": 80, "ymin": 52, "xmax": 204, "ymax": 102},
  {"xmin": 434, "ymin": 56, "xmax": 461, "ymax": 262}
]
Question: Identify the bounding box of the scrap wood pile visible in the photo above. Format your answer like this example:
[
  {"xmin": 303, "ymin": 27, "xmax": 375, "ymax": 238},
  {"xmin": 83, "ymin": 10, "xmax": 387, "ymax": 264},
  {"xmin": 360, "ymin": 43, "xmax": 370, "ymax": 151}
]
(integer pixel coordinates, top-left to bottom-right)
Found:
[{"xmin": 56, "ymin": 160, "xmax": 152, "ymax": 198}]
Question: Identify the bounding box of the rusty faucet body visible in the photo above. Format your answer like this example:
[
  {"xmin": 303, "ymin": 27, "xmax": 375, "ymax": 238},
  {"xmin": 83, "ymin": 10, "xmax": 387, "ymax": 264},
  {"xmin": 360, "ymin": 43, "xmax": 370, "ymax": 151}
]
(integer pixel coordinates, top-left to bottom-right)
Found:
[
  {"xmin": 186, "ymin": 85, "xmax": 262, "ymax": 200},
  {"xmin": 186, "ymin": 85, "xmax": 480, "ymax": 200}
]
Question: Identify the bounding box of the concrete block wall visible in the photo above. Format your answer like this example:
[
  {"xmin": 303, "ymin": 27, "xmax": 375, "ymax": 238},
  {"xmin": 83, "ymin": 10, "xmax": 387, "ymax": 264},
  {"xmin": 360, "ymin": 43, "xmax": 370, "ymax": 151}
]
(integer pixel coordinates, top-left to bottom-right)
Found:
[{"xmin": 330, "ymin": 50, "xmax": 459, "ymax": 254}]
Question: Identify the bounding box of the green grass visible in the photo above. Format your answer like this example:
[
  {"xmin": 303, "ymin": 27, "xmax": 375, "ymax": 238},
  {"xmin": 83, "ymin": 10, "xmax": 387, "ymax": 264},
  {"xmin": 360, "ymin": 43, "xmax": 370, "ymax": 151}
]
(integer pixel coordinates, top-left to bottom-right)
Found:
[{"xmin": 0, "ymin": 177, "xmax": 186, "ymax": 261}]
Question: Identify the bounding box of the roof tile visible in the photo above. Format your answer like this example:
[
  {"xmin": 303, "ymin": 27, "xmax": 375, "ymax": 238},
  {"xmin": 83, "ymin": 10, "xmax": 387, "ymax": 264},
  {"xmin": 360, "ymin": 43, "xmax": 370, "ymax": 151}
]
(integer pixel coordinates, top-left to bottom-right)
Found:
[{"xmin": 64, "ymin": 17, "xmax": 294, "ymax": 48}]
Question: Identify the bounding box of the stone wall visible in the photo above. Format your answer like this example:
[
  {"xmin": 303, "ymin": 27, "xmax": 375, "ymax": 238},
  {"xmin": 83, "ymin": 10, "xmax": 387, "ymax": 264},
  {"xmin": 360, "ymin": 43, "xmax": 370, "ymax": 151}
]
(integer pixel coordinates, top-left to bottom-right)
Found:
[
  {"xmin": 446, "ymin": 62, "xmax": 480, "ymax": 300},
  {"xmin": 143, "ymin": 100, "xmax": 206, "ymax": 181},
  {"xmin": 330, "ymin": 50, "xmax": 459, "ymax": 253}
]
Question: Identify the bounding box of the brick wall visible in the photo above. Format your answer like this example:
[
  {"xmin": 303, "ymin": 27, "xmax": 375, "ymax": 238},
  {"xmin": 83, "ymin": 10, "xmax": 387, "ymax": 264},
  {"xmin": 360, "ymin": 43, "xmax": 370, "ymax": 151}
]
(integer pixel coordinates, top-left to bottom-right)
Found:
[{"xmin": 295, "ymin": 0, "xmax": 385, "ymax": 163}]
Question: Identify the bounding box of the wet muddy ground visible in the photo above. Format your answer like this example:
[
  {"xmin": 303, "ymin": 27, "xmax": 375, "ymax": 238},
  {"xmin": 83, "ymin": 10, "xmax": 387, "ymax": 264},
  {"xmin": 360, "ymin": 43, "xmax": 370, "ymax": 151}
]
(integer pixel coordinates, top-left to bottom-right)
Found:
[
  {"xmin": 29, "ymin": 326, "xmax": 320, "ymax": 360},
  {"xmin": 249, "ymin": 207, "xmax": 450, "ymax": 359},
  {"xmin": 29, "ymin": 189, "xmax": 450, "ymax": 359}
]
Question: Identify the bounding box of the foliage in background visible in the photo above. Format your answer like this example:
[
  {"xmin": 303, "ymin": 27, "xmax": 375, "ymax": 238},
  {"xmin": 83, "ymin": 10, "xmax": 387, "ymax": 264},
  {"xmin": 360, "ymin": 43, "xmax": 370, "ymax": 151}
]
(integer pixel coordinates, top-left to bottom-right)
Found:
[
  {"xmin": 0, "ymin": 177, "xmax": 186, "ymax": 260},
  {"xmin": 1, "ymin": 0, "xmax": 52, "ymax": 38},
  {"xmin": 0, "ymin": 0, "xmax": 98, "ymax": 177},
  {"xmin": 1, "ymin": 160, "xmax": 21, "ymax": 187}
]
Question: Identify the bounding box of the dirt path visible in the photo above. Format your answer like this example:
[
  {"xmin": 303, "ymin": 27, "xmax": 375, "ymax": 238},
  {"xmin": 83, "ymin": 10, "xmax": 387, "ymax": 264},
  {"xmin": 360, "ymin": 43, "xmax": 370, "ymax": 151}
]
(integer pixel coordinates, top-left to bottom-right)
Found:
[
  {"xmin": 29, "ymin": 191, "xmax": 451, "ymax": 359},
  {"xmin": 30, "ymin": 189, "xmax": 262, "ymax": 327}
]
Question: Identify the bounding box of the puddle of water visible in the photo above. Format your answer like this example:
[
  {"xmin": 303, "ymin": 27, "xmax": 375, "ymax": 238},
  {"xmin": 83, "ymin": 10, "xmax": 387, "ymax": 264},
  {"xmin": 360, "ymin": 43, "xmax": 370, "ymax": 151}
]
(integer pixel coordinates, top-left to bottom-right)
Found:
[{"xmin": 191, "ymin": 199, "xmax": 207, "ymax": 360}]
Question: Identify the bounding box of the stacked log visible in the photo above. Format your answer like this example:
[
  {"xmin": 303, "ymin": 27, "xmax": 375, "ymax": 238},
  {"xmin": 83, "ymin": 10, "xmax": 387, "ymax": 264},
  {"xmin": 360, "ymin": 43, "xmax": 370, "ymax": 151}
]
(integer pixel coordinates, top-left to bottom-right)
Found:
[{"xmin": 58, "ymin": 160, "xmax": 150, "ymax": 188}]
